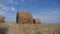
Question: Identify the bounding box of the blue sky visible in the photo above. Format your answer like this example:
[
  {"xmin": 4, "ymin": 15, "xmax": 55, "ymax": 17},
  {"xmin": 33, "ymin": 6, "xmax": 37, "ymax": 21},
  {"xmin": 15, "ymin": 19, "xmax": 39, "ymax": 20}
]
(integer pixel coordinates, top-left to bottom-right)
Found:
[{"xmin": 0, "ymin": 0, "xmax": 60, "ymax": 23}]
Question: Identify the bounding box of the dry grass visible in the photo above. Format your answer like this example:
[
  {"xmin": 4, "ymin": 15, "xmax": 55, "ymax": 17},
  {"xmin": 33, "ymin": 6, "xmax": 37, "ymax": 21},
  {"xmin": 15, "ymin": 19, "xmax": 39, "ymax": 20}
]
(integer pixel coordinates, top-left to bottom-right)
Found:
[{"xmin": 0, "ymin": 23, "xmax": 60, "ymax": 34}]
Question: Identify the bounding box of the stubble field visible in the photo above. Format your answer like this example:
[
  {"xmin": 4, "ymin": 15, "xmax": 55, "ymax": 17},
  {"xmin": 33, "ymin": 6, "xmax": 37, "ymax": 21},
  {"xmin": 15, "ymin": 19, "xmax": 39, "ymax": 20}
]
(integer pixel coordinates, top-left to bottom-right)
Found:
[{"xmin": 0, "ymin": 23, "xmax": 60, "ymax": 34}]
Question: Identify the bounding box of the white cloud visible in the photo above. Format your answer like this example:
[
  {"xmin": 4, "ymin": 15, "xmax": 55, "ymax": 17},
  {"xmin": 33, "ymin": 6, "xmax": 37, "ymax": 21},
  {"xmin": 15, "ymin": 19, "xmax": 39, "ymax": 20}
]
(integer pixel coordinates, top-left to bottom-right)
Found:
[
  {"xmin": 0, "ymin": 3, "xmax": 16, "ymax": 15},
  {"xmin": 0, "ymin": 11, "xmax": 5, "ymax": 14},
  {"xmin": 11, "ymin": 7, "xmax": 16, "ymax": 12}
]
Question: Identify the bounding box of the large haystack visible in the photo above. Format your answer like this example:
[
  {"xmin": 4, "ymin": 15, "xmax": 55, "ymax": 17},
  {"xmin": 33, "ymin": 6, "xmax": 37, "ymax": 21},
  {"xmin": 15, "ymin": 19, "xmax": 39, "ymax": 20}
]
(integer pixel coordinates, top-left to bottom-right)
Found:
[
  {"xmin": 16, "ymin": 12, "xmax": 33, "ymax": 24},
  {"xmin": 0, "ymin": 17, "xmax": 5, "ymax": 23}
]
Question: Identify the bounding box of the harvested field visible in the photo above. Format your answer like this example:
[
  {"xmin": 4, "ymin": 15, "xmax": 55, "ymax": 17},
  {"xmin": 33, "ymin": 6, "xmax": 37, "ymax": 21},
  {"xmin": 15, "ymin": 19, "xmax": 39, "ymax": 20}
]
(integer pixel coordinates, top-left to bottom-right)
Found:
[{"xmin": 0, "ymin": 23, "xmax": 60, "ymax": 34}]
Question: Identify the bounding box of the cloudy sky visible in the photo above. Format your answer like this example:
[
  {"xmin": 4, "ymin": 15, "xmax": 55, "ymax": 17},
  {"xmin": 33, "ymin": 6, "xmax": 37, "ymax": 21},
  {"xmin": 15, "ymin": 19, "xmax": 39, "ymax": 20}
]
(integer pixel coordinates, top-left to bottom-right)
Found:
[{"xmin": 0, "ymin": 0, "xmax": 60, "ymax": 23}]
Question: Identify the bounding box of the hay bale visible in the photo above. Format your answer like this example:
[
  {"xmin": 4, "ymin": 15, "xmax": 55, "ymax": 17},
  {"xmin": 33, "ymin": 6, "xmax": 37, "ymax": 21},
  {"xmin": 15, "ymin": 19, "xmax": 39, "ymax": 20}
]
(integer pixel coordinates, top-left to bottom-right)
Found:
[
  {"xmin": 0, "ymin": 17, "xmax": 5, "ymax": 23},
  {"xmin": 16, "ymin": 12, "xmax": 33, "ymax": 24},
  {"xmin": 33, "ymin": 18, "xmax": 41, "ymax": 24}
]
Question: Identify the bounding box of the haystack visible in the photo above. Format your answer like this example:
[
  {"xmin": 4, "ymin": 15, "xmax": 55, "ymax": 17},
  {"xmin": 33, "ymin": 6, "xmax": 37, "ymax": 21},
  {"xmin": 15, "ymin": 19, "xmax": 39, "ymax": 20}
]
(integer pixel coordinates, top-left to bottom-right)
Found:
[
  {"xmin": 0, "ymin": 17, "xmax": 5, "ymax": 23},
  {"xmin": 33, "ymin": 18, "xmax": 41, "ymax": 24},
  {"xmin": 16, "ymin": 12, "xmax": 33, "ymax": 24}
]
